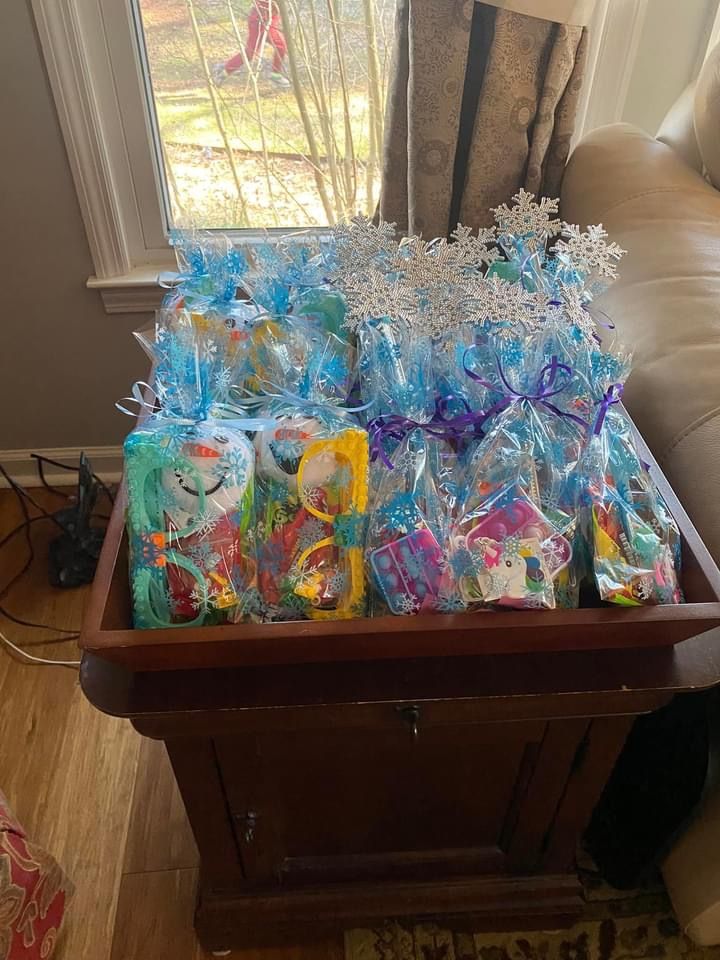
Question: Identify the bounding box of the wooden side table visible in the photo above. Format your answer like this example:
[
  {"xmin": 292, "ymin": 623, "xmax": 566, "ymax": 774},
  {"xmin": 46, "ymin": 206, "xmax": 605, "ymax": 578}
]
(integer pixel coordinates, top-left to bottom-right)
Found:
[
  {"xmin": 80, "ymin": 435, "xmax": 720, "ymax": 951},
  {"xmin": 81, "ymin": 632, "xmax": 720, "ymax": 952}
]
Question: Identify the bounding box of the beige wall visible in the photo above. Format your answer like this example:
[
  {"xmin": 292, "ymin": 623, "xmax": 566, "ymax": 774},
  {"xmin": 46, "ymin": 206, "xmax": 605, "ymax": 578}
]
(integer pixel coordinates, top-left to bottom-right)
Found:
[
  {"xmin": 0, "ymin": 0, "xmax": 150, "ymax": 453},
  {"xmin": 622, "ymin": 0, "xmax": 717, "ymax": 133}
]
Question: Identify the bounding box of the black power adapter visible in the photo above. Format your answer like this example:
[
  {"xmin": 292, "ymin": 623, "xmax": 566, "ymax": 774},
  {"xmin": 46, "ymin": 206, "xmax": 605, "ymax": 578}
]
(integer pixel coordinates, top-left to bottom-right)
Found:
[{"xmin": 48, "ymin": 454, "xmax": 107, "ymax": 588}]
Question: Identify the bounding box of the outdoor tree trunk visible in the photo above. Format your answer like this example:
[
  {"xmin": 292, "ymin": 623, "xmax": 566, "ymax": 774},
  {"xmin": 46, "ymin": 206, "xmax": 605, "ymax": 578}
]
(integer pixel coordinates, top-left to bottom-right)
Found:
[
  {"xmin": 185, "ymin": 0, "xmax": 249, "ymax": 225},
  {"xmin": 275, "ymin": 0, "xmax": 336, "ymax": 222}
]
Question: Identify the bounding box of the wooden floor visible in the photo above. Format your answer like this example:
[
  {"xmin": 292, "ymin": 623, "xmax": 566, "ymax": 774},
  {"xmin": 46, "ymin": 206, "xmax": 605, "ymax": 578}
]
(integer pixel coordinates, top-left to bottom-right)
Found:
[{"xmin": 0, "ymin": 488, "xmax": 344, "ymax": 960}]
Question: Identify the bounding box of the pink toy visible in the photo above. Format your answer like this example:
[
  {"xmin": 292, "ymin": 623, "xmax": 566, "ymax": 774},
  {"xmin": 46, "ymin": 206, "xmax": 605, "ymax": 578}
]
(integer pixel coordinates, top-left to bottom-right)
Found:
[{"xmin": 369, "ymin": 528, "xmax": 445, "ymax": 615}]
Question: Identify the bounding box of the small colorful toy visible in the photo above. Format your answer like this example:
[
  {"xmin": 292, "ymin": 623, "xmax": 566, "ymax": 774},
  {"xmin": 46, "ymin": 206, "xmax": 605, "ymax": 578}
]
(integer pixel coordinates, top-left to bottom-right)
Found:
[
  {"xmin": 255, "ymin": 423, "xmax": 369, "ymax": 620},
  {"xmin": 123, "ymin": 307, "xmax": 262, "ymax": 628},
  {"xmin": 369, "ymin": 528, "xmax": 445, "ymax": 615},
  {"xmin": 454, "ymin": 490, "xmax": 572, "ymax": 609}
]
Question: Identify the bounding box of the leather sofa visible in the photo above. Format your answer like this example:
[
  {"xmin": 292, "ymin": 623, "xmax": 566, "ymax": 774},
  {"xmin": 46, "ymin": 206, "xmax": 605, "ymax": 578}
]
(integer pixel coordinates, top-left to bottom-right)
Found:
[{"xmin": 561, "ymin": 45, "xmax": 720, "ymax": 944}]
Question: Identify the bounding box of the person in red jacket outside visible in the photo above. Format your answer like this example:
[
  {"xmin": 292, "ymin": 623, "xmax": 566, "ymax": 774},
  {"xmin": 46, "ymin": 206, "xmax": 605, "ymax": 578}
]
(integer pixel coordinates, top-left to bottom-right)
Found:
[{"xmin": 211, "ymin": 0, "xmax": 290, "ymax": 88}]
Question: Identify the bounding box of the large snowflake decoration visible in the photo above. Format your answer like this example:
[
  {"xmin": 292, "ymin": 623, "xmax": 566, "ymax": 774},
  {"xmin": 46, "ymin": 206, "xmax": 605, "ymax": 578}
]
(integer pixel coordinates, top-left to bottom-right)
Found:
[
  {"xmin": 332, "ymin": 215, "xmax": 398, "ymax": 275},
  {"xmin": 550, "ymin": 282, "xmax": 597, "ymax": 342},
  {"xmin": 491, "ymin": 189, "xmax": 561, "ymax": 241},
  {"xmin": 466, "ymin": 275, "xmax": 547, "ymax": 333},
  {"xmin": 341, "ymin": 271, "xmax": 416, "ymax": 331},
  {"xmin": 553, "ymin": 223, "xmax": 626, "ymax": 280},
  {"xmin": 449, "ymin": 224, "xmax": 500, "ymax": 268}
]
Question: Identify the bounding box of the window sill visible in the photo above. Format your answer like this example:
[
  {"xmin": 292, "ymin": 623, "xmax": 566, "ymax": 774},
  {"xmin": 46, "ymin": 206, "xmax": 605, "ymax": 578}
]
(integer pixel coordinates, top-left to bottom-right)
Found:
[{"xmin": 87, "ymin": 266, "xmax": 170, "ymax": 314}]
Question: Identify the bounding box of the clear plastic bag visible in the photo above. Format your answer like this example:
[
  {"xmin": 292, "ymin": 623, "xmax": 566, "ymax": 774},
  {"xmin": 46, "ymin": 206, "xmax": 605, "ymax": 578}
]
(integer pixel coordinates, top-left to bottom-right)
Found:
[
  {"xmin": 582, "ymin": 404, "xmax": 683, "ymax": 606},
  {"xmin": 452, "ymin": 352, "xmax": 586, "ymax": 610},
  {"xmin": 248, "ymin": 315, "xmax": 369, "ymax": 621},
  {"xmin": 124, "ymin": 308, "xmax": 262, "ymax": 628},
  {"xmin": 362, "ymin": 319, "xmax": 461, "ymax": 615}
]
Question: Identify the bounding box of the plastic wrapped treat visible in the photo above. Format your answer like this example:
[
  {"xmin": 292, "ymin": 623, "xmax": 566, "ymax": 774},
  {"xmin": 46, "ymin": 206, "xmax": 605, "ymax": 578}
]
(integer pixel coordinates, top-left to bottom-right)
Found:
[
  {"xmin": 451, "ymin": 348, "xmax": 587, "ymax": 610},
  {"xmin": 249, "ymin": 315, "xmax": 369, "ymax": 621},
  {"xmin": 162, "ymin": 230, "xmax": 260, "ymax": 331},
  {"xmin": 123, "ymin": 308, "xmax": 265, "ymax": 628},
  {"xmin": 363, "ymin": 319, "xmax": 466, "ymax": 615},
  {"xmin": 582, "ymin": 382, "xmax": 683, "ymax": 606}
]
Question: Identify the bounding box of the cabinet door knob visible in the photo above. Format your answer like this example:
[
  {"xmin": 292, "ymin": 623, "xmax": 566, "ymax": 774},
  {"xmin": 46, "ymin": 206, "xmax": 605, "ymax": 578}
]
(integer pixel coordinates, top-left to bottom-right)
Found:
[
  {"xmin": 396, "ymin": 704, "xmax": 420, "ymax": 739},
  {"xmin": 235, "ymin": 810, "xmax": 258, "ymax": 843}
]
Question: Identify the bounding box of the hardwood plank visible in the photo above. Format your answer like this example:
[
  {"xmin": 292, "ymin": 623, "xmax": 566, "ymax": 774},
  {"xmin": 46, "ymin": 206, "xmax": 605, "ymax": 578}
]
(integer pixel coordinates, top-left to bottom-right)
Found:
[
  {"xmin": 111, "ymin": 868, "xmax": 198, "ymax": 960},
  {"xmin": 123, "ymin": 735, "xmax": 199, "ymax": 874},
  {"xmin": 0, "ymin": 488, "xmax": 141, "ymax": 960}
]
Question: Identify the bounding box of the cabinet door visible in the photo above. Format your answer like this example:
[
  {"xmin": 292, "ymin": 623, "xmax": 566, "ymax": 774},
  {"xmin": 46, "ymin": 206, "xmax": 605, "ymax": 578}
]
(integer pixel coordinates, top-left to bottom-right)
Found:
[{"xmin": 216, "ymin": 712, "xmax": 587, "ymax": 885}]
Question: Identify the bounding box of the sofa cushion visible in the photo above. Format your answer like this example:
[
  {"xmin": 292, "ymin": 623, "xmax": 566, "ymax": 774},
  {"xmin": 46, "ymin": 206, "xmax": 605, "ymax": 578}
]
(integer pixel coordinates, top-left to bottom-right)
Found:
[
  {"xmin": 561, "ymin": 123, "xmax": 720, "ymax": 561},
  {"xmin": 0, "ymin": 791, "xmax": 71, "ymax": 960}
]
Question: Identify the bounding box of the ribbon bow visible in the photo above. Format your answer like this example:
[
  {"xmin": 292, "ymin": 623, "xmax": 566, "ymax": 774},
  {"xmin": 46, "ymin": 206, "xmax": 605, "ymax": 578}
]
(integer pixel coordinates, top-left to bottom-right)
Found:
[
  {"xmin": 463, "ymin": 349, "xmax": 589, "ymax": 432},
  {"xmin": 592, "ymin": 382, "xmax": 624, "ymax": 435},
  {"xmin": 368, "ymin": 396, "xmax": 486, "ymax": 470},
  {"xmin": 116, "ymin": 381, "xmax": 275, "ymax": 432}
]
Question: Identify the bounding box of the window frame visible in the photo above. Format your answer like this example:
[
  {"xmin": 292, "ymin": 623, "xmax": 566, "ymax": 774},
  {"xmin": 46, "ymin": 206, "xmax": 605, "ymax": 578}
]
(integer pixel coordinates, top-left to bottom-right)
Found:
[{"xmin": 33, "ymin": 0, "xmax": 654, "ymax": 314}]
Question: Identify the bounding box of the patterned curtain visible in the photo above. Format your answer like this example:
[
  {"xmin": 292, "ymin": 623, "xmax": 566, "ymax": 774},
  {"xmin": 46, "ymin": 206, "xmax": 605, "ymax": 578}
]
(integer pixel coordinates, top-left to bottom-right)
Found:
[{"xmin": 379, "ymin": 0, "xmax": 590, "ymax": 237}]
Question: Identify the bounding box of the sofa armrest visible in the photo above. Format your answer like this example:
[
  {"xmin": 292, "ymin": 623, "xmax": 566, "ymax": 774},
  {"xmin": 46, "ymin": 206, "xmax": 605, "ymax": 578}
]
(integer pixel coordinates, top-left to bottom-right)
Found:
[{"xmin": 560, "ymin": 123, "xmax": 720, "ymax": 567}]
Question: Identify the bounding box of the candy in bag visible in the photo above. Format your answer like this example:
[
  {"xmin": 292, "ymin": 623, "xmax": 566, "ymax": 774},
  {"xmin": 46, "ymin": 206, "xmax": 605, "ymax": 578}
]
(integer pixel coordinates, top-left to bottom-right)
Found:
[
  {"xmin": 363, "ymin": 320, "xmax": 461, "ymax": 615},
  {"xmin": 452, "ymin": 351, "xmax": 586, "ymax": 610},
  {"xmin": 582, "ymin": 395, "xmax": 682, "ymax": 606},
  {"xmin": 124, "ymin": 308, "xmax": 261, "ymax": 628},
  {"xmin": 249, "ymin": 315, "xmax": 369, "ymax": 621}
]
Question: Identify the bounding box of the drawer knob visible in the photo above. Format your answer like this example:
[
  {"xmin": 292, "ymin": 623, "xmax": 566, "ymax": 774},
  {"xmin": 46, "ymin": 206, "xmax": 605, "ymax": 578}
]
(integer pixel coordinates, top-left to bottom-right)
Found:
[
  {"xmin": 396, "ymin": 704, "xmax": 420, "ymax": 739},
  {"xmin": 235, "ymin": 810, "xmax": 258, "ymax": 843}
]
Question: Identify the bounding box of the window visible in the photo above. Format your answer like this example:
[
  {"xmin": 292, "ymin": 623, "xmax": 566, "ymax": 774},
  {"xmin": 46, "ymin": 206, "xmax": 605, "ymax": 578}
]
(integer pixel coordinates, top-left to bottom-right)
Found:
[
  {"xmin": 33, "ymin": 0, "xmax": 665, "ymax": 311},
  {"xmin": 134, "ymin": 0, "xmax": 395, "ymax": 231},
  {"xmin": 32, "ymin": 0, "xmax": 395, "ymax": 312}
]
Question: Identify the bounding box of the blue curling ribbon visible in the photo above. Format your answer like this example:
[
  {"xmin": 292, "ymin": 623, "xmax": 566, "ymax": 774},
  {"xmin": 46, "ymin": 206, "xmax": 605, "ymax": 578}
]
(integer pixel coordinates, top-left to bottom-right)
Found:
[
  {"xmin": 246, "ymin": 381, "xmax": 373, "ymax": 421},
  {"xmin": 116, "ymin": 382, "xmax": 275, "ymax": 432},
  {"xmin": 592, "ymin": 382, "xmax": 624, "ymax": 436},
  {"xmin": 463, "ymin": 348, "xmax": 589, "ymax": 432}
]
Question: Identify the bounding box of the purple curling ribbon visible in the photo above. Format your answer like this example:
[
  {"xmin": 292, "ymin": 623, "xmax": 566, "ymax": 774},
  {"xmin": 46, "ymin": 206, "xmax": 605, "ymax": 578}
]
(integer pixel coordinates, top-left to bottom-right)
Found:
[
  {"xmin": 463, "ymin": 349, "xmax": 589, "ymax": 432},
  {"xmin": 592, "ymin": 382, "xmax": 624, "ymax": 435},
  {"xmin": 368, "ymin": 398, "xmax": 486, "ymax": 470}
]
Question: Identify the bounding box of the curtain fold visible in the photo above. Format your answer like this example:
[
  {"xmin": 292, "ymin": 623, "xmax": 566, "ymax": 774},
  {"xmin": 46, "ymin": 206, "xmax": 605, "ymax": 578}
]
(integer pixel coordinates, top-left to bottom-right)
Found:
[{"xmin": 380, "ymin": 0, "xmax": 589, "ymax": 236}]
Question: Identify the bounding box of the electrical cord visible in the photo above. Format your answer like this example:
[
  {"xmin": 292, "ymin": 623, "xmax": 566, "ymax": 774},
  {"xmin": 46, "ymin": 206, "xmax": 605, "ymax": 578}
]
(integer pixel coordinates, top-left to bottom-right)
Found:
[
  {"xmin": 0, "ymin": 627, "xmax": 80, "ymax": 669},
  {"xmin": 0, "ymin": 454, "xmax": 113, "ymax": 644}
]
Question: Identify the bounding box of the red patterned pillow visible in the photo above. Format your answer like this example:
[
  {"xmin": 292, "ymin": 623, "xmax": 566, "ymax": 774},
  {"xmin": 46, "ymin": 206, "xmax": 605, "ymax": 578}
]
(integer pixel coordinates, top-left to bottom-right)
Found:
[{"xmin": 0, "ymin": 791, "xmax": 72, "ymax": 960}]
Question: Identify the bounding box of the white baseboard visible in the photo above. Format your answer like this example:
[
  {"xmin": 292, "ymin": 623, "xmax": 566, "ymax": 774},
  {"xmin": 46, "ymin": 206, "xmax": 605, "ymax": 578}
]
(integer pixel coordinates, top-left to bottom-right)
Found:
[{"xmin": 0, "ymin": 446, "xmax": 124, "ymax": 489}]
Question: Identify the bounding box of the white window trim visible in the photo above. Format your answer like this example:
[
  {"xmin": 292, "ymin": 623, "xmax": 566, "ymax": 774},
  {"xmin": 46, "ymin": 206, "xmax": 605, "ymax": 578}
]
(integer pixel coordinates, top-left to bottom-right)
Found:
[{"xmin": 34, "ymin": 0, "xmax": 648, "ymax": 314}]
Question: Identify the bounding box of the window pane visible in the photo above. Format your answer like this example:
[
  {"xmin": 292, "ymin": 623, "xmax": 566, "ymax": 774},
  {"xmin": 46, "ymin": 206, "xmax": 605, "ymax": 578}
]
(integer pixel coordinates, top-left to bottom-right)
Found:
[{"xmin": 133, "ymin": 0, "xmax": 395, "ymax": 230}]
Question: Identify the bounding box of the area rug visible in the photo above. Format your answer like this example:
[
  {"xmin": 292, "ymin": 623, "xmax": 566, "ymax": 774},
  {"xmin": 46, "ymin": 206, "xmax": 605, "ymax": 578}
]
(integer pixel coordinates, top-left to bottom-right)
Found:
[{"xmin": 345, "ymin": 868, "xmax": 719, "ymax": 960}]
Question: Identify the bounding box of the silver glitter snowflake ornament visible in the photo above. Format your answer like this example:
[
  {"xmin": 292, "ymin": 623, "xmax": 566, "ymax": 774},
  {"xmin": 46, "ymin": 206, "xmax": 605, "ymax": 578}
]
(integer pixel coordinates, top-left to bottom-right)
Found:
[
  {"xmin": 549, "ymin": 282, "xmax": 597, "ymax": 342},
  {"xmin": 492, "ymin": 189, "xmax": 561, "ymax": 241},
  {"xmin": 331, "ymin": 215, "xmax": 398, "ymax": 275},
  {"xmin": 553, "ymin": 223, "xmax": 626, "ymax": 280},
  {"xmin": 465, "ymin": 275, "xmax": 548, "ymax": 335},
  {"xmin": 341, "ymin": 271, "xmax": 416, "ymax": 331}
]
